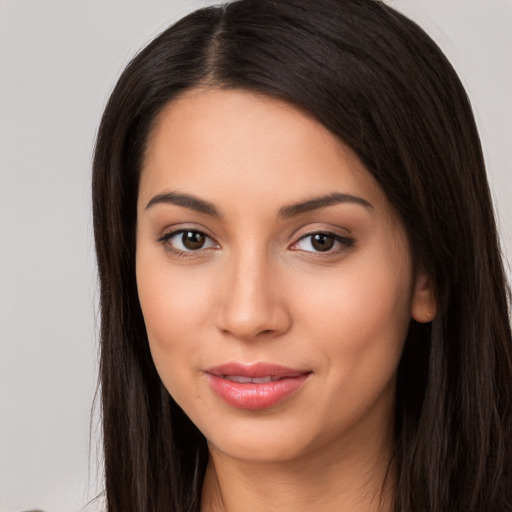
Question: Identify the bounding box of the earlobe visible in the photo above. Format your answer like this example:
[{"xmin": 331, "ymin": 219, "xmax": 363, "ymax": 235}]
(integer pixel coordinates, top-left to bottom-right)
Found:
[{"xmin": 411, "ymin": 270, "xmax": 437, "ymax": 323}]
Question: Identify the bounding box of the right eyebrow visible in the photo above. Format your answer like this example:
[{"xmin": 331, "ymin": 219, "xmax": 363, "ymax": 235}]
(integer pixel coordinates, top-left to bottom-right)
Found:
[
  {"xmin": 145, "ymin": 191, "xmax": 221, "ymax": 218},
  {"xmin": 278, "ymin": 192, "xmax": 373, "ymax": 218}
]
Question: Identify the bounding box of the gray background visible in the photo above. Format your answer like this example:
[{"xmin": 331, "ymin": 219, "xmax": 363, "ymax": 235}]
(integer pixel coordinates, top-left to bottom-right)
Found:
[{"xmin": 0, "ymin": 1, "xmax": 510, "ymax": 511}]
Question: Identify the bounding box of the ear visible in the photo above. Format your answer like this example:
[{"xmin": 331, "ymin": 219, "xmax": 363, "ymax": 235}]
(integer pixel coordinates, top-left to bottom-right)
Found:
[{"xmin": 411, "ymin": 270, "xmax": 436, "ymax": 323}]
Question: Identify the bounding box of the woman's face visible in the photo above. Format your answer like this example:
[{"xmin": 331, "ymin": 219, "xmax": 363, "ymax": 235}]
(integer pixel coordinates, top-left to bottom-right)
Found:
[{"xmin": 136, "ymin": 88, "xmax": 433, "ymax": 463}]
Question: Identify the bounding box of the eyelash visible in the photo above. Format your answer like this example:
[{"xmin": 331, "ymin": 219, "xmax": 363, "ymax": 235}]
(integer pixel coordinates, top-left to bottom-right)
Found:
[
  {"xmin": 157, "ymin": 229, "xmax": 219, "ymax": 256},
  {"xmin": 291, "ymin": 232, "xmax": 354, "ymax": 254},
  {"xmin": 157, "ymin": 228, "xmax": 354, "ymax": 257}
]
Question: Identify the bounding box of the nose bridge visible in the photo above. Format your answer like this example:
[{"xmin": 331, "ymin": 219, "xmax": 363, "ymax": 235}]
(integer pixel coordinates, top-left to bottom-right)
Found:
[{"xmin": 219, "ymin": 242, "xmax": 289, "ymax": 340}]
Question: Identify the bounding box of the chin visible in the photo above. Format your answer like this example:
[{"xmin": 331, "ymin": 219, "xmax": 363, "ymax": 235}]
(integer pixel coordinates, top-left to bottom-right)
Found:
[
  {"xmin": 208, "ymin": 433, "xmax": 308, "ymax": 463},
  {"xmin": 199, "ymin": 412, "xmax": 323, "ymax": 464}
]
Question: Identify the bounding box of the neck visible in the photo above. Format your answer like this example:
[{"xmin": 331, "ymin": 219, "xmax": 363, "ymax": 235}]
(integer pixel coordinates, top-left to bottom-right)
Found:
[{"xmin": 200, "ymin": 423, "xmax": 395, "ymax": 512}]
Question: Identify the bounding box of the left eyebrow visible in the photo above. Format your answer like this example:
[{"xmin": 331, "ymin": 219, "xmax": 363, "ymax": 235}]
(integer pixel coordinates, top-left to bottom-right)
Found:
[
  {"xmin": 145, "ymin": 191, "xmax": 221, "ymax": 217},
  {"xmin": 278, "ymin": 193, "xmax": 373, "ymax": 218}
]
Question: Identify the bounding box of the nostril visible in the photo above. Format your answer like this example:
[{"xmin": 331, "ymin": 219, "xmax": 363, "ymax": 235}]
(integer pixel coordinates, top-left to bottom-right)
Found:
[{"xmin": 217, "ymin": 269, "xmax": 293, "ymax": 340}]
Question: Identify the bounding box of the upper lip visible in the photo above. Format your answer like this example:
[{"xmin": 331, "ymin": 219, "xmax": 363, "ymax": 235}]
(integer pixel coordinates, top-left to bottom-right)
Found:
[{"xmin": 205, "ymin": 362, "xmax": 311, "ymax": 378}]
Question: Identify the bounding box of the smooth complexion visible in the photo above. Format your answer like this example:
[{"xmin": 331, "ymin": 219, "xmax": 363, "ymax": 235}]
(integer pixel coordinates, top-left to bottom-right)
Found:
[{"xmin": 136, "ymin": 88, "xmax": 435, "ymax": 512}]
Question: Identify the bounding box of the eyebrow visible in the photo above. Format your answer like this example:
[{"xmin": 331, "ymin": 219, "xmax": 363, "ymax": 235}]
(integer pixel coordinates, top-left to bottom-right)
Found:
[
  {"xmin": 278, "ymin": 192, "xmax": 373, "ymax": 218},
  {"xmin": 145, "ymin": 191, "xmax": 373, "ymax": 218},
  {"xmin": 145, "ymin": 192, "xmax": 221, "ymax": 217}
]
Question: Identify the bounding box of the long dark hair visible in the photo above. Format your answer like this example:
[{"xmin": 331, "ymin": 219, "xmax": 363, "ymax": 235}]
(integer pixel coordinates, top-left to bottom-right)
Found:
[{"xmin": 92, "ymin": 0, "xmax": 512, "ymax": 510}]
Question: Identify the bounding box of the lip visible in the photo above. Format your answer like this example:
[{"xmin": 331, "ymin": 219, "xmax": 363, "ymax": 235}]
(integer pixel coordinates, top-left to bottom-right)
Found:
[{"xmin": 204, "ymin": 362, "xmax": 312, "ymax": 410}]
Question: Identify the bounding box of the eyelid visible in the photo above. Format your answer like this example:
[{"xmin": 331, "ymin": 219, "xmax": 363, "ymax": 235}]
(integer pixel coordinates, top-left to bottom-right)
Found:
[
  {"xmin": 156, "ymin": 223, "xmax": 215, "ymax": 241},
  {"xmin": 155, "ymin": 223, "xmax": 353, "ymax": 256},
  {"xmin": 288, "ymin": 229, "xmax": 354, "ymax": 254},
  {"xmin": 157, "ymin": 225, "xmax": 220, "ymax": 254}
]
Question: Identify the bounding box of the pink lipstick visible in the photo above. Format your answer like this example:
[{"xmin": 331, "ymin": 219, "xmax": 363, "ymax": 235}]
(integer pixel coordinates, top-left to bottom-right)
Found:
[{"xmin": 204, "ymin": 363, "xmax": 311, "ymax": 410}]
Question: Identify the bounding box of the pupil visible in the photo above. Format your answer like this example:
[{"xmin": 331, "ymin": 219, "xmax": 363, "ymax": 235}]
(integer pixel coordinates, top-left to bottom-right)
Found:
[
  {"xmin": 312, "ymin": 233, "xmax": 334, "ymax": 251},
  {"xmin": 183, "ymin": 231, "xmax": 205, "ymax": 250}
]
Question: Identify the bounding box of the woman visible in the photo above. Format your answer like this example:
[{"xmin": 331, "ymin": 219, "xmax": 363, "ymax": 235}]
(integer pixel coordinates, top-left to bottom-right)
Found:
[{"xmin": 92, "ymin": 0, "xmax": 512, "ymax": 510}]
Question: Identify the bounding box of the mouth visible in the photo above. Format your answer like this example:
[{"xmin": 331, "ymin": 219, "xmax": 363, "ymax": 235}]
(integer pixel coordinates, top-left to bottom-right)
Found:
[
  {"xmin": 204, "ymin": 362, "xmax": 312, "ymax": 410},
  {"xmin": 222, "ymin": 375, "xmax": 286, "ymax": 383}
]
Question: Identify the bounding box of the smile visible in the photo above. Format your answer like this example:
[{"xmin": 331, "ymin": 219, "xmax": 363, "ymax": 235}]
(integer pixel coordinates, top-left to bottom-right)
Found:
[
  {"xmin": 223, "ymin": 375, "xmax": 283, "ymax": 383},
  {"xmin": 204, "ymin": 363, "xmax": 312, "ymax": 410}
]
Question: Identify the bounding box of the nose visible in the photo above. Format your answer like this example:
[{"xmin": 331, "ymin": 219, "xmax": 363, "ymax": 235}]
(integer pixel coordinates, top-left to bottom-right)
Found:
[{"xmin": 217, "ymin": 247, "xmax": 292, "ymax": 341}]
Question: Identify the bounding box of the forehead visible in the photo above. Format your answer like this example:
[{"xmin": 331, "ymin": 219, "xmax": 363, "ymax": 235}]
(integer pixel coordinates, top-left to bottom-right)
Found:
[{"xmin": 139, "ymin": 88, "xmax": 390, "ymax": 217}]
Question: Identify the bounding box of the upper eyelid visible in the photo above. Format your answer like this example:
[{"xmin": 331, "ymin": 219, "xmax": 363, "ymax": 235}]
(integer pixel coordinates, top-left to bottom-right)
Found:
[
  {"xmin": 160, "ymin": 229, "xmax": 217, "ymax": 243},
  {"xmin": 290, "ymin": 231, "xmax": 353, "ymax": 248},
  {"xmin": 157, "ymin": 225, "xmax": 216, "ymax": 241},
  {"xmin": 157, "ymin": 229, "xmax": 219, "ymax": 254},
  {"xmin": 296, "ymin": 230, "xmax": 351, "ymax": 240},
  {"xmin": 289, "ymin": 220, "xmax": 351, "ymax": 237},
  {"xmin": 289, "ymin": 224, "xmax": 352, "ymax": 244},
  {"xmin": 155, "ymin": 224, "xmax": 353, "ymax": 248}
]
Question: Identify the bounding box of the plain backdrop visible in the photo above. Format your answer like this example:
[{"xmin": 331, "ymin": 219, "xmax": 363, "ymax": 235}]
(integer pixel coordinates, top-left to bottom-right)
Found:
[{"xmin": 0, "ymin": 1, "xmax": 510, "ymax": 511}]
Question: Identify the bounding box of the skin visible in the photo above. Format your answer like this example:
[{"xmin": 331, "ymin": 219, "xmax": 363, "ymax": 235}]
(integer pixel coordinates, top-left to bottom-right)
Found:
[{"xmin": 136, "ymin": 88, "xmax": 435, "ymax": 512}]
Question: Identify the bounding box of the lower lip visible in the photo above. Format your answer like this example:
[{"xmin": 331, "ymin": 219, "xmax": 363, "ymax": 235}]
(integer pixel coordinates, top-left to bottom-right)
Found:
[{"xmin": 205, "ymin": 374, "xmax": 310, "ymax": 410}]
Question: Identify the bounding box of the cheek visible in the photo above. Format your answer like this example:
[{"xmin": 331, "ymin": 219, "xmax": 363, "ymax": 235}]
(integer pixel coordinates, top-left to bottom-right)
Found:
[
  {"xmin": 294, "ymin": 250, "xmax": 412, "ymax": 379},
  {"xmin": 135, "ymin": 251, "xmax": 215, "ymax": 384},
  {"xmin": 285, "ymin": 257, "xmax": 412, "ymax": 443}
]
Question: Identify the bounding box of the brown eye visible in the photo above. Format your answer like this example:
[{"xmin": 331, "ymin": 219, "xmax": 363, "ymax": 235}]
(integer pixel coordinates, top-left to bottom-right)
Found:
[
  {"xmin": 158, "ymin": 229, "xmax": 218, "ymax": 253},
  {"xmin": 311, "ymin": 233, "xmax": 335, "ymax": 251},
  {"xmin": 182, "ymin": 231, "xmax": 206, "ymax": 250},
  {"xmin": 291, "ymin": 231, "xmax": 354, "ymax": 254}
]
